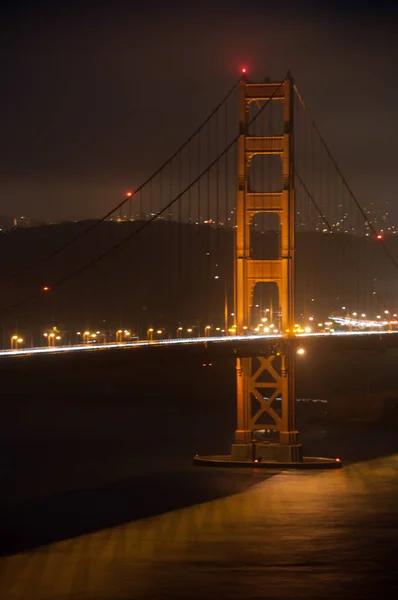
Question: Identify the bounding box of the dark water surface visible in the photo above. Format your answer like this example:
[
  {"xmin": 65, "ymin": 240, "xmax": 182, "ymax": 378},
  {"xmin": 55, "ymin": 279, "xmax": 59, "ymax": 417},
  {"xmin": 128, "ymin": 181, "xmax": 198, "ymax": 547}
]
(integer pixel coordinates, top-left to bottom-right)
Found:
[
  {"xmin": 1, "ymin": 354, "xmax": 398, "ymax": 598},
  {"xmin": 1, "ymin": 454, "xmax": 398, "ymax": 599}
]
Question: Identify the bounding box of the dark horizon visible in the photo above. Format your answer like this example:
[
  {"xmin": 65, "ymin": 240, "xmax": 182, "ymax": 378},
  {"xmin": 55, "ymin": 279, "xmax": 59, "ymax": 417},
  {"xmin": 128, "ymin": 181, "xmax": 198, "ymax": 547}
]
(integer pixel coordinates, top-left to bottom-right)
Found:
[{"xmin": 1, "ymin": 1, "xmax": 397, "ymax": 221}]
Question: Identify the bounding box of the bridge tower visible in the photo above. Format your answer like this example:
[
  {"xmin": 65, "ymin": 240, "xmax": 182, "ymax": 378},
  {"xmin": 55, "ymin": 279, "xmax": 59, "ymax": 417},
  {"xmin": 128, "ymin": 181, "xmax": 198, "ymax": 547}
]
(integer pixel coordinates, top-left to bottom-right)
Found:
[{"xmin": 231, "ymin": 73, "xmax": 302, "ymax": 462}]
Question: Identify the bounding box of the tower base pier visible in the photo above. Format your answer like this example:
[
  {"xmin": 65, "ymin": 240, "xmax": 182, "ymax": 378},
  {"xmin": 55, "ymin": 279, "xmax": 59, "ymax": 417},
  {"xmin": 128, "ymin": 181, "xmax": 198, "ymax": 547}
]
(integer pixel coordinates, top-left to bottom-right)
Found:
[
  {"xmin": 193, "ymin": 452, "xmax": 342, "ymax": 470},
  {"xmin": 231, "ymin": 441, "xmax": 303, "ymax": 463}
]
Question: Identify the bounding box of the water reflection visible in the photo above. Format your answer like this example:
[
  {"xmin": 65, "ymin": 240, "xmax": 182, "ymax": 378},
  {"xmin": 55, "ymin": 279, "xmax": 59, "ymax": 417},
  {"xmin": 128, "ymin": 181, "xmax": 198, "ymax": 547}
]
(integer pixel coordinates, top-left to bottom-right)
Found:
[{"xmin": 1, "ymin": 455, "xmax": 398, "ymax": 599}]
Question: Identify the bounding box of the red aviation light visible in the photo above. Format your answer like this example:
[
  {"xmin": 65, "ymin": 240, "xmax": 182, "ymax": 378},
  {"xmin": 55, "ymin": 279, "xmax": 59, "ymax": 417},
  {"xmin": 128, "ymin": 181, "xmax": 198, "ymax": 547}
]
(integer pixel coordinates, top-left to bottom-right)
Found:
[
  {"xmin": 376, "ymin": 234, "xmax": 383, "ymax": 240},
  {"xmin": 126, "ymin": 191, "xmax": 133, "ymax": 197},
  {"xmin": 241, "ymin": 67, "xmax": 247, "ymax": 75},
  {"xmin": 42, "ymin": 286, "xmax": 51, "ymax": 292}
]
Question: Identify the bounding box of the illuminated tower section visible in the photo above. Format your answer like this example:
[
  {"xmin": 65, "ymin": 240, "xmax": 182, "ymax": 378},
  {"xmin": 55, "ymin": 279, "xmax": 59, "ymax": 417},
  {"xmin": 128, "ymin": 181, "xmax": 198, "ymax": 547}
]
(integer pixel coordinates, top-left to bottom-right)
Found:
[{"xmin": 231, "ymin": 73, "xmax": 302, "ymax": 462}]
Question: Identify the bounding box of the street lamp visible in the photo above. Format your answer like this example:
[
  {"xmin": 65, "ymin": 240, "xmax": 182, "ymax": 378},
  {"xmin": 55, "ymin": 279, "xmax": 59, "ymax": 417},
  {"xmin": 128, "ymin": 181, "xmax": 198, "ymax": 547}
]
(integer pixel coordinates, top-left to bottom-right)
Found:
[
  {"xmin": 83, "ymin": 331, "xmax": 90, "ymax": 343},
  {"xmin": 177, "ymin": 326, "xmax": 183, "ymax": 338},
  {"xmin": 116, "ymin": 329, "xmax": 123, "ymax": 343},
  {"xmin": 147, "ymin": 328, "xmax": 154, "ymax": 341},
  {"xmin": 10, "ymin": 335, "xmax": 20, "ymax": 349},
  {"xmin": 204, "ymin": 325, "xmax": 211, "ymax": 337}
]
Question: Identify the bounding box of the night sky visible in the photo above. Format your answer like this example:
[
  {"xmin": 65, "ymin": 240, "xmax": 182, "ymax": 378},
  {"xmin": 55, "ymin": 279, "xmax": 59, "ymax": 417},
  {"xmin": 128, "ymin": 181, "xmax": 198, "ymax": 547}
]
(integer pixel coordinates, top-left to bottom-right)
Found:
[{"xmin": 0, "ymin": 0, "xmax": 397, "ymax": 222}]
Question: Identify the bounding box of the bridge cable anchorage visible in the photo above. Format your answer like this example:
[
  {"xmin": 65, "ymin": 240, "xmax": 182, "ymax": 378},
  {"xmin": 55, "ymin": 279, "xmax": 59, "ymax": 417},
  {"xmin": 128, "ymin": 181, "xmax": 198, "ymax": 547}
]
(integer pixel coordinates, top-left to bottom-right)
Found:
[
  {"xmin": 294, "ymin": 83, "xmax": 398, "ymax": 272},
  {"xmin": 3, "ymin": 78, "xmax": 243, "ymax": 291},
  {"xmin": 3, "ymin": 77, "xmax": 287, "ymax": 313}
]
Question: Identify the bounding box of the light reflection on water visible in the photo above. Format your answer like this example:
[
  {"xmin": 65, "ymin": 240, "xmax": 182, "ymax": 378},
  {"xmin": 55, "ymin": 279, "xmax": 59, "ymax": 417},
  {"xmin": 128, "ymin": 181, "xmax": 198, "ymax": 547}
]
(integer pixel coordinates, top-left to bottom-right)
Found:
[{"xmin": 1, "ymin": 455, "xmax": 398, "ymax": 599}]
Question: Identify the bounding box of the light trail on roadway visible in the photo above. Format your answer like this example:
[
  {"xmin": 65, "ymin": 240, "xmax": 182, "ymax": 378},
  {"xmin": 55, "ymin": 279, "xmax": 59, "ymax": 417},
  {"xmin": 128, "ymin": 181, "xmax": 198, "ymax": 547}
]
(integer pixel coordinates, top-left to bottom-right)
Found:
[{"xmin": 1, "ymin": 329, "xmax": 398, "ymax": 358}]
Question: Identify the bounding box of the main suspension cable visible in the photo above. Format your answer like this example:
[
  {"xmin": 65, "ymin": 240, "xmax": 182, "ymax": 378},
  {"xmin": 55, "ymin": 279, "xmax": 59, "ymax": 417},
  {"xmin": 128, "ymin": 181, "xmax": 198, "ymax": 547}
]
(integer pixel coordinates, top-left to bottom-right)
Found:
[
  {"xmin": 5, "ymin": 77, "xmax": 243, "ymax": 288},
  {"xmin": 4, "ymin": 77, "xmax": 287, "ymax": 312},
  {"xmin": 294, "ymin": 83, "xmax": 398, "ymax": 271}
]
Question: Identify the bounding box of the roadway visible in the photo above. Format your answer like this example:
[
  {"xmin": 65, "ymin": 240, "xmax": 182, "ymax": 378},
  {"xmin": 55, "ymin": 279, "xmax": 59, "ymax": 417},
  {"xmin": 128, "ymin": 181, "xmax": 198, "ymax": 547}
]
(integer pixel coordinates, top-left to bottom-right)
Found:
[{"xmin": 2, "ymin": 329, "xmax": 398, "ymax": 360}]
